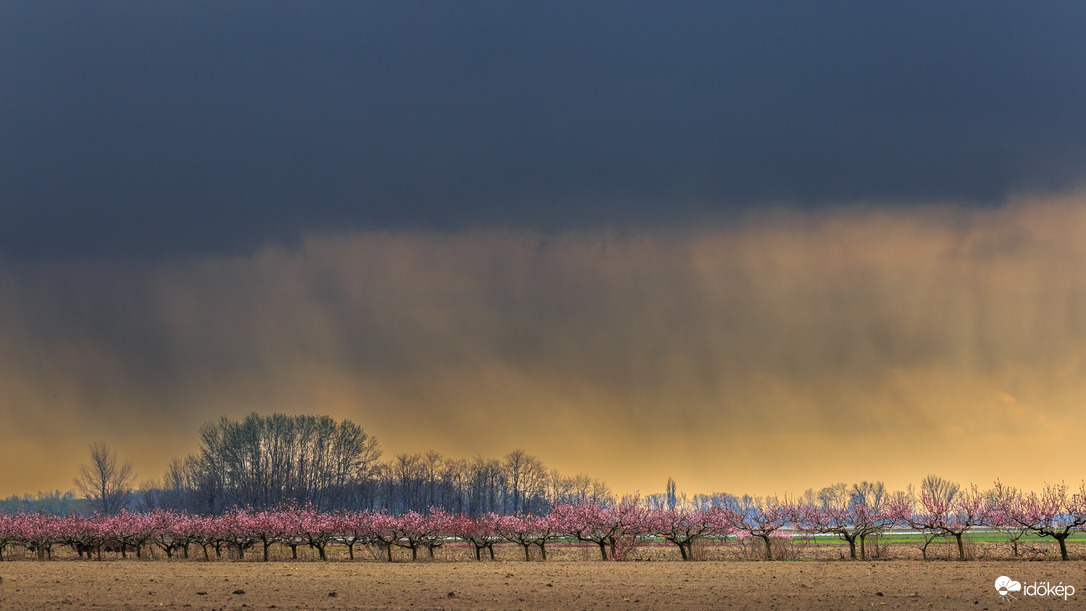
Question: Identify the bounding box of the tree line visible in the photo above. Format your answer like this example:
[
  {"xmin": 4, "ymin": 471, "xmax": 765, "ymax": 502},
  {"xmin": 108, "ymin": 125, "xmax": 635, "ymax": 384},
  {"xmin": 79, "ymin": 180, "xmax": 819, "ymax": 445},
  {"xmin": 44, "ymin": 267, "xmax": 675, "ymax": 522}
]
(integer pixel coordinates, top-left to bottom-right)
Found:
[
  {"xmin": 67, "ymin": 413, "xmax": 612, "ymax": 517},
  {"xmin": 13, "ymin": 412, "xmax": 1086, "ymax": 563}
]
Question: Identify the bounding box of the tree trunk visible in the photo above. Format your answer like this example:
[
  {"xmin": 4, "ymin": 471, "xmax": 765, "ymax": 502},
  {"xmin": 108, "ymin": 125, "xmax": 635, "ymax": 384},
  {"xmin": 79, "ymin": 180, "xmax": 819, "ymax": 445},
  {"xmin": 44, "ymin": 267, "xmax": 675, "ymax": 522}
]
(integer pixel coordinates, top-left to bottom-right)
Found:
[
  {"xmin": 347, "ymin": 542, "xmax": 355, "ymax": 560},
  {"xmin": 677, "ymin": 541, "xmax": 688, "ymax": 561},
  {"xmin": 920, "ymin": 534, "xmax": 934, "ymax": 561},
  {"xmin": 290, "ymin": 544, "xmax": 298, "ymax": 560},
  {"xmin": 598, "ymin": 540, "xmax": 609, "ymax": 561},
  {"xmin": 386, "ymin": 543, "xmax": 393, "ymax": 562},
  {"xmin": 537, "ymin": 541, "xmax": 547, "ymax": 561},
  {"xmin": 317, "ymin": 544, "xmax": 327, "ymax": 561},
  {"xmin": 1057, "ymin": 535, "xmax": 1069, "ymax": 561},
  {"xmin": 522, "ymin": 543, "xmax": 531, "ymax": 561},
  {"xmin": 488, "ymin": 544, "xmax": 495, "ymax": 560},
  {"xmin": 762, "ymin": 536, "xmax": 772, "ymax": 561},
  {"xmin": 954, "ymin": 533, "xmax": 965, "ymax": 561},
  {"xmin": 846, "ymin": 536, "xmax": 856, "ymax": 560},
  {"xmin": 263, "ymin": 541, "xmax": 271, "ymax": 562}
]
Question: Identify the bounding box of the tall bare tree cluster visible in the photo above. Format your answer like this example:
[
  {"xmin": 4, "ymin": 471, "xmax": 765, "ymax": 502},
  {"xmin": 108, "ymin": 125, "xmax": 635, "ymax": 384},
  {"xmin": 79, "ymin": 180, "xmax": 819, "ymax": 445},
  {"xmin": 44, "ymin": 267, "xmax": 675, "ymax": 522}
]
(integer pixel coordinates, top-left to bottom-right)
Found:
[
  {"xmin": 161, "ymin": 413, "xmax": 381, "ymax": 513},
  {"xmin": 133, "ymin": 413, "xmax": 612, "ymax": 516},
  {"xmin": 71, "ymin": 413, "xmax": 611, "ymax": 516},
  {"xmin": 73, "ymin": 442, "xmax": 135, "ymax": 514},
  {"xmin": 371, "ymin": 448, "xmax": 609, "ymax": 516}
]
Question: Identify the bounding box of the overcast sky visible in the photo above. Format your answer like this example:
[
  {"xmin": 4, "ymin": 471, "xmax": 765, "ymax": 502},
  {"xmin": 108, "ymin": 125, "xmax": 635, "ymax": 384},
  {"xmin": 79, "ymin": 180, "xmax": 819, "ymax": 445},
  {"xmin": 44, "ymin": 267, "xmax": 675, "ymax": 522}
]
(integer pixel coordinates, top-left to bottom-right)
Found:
[{"xmin": 2, "ymin": 1, "xmax": 1085, "ymax": 497}]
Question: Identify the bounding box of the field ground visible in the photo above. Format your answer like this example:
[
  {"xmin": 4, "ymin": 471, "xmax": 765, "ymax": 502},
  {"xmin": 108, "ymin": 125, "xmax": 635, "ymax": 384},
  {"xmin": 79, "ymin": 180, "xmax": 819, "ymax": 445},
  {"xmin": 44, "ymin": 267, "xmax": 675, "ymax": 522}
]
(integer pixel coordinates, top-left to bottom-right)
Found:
[{"xmin": 3, "ymin": 557, "xmax": 1086, "ymax": 609}]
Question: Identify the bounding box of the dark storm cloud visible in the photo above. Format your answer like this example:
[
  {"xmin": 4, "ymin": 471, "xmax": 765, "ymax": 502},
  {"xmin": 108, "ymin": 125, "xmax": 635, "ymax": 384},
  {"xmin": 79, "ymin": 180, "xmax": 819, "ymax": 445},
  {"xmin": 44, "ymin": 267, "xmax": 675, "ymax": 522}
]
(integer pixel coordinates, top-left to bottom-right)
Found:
[{"xmin": 3, "ymin": 1, "xmax": 1085, "ymax": 257}]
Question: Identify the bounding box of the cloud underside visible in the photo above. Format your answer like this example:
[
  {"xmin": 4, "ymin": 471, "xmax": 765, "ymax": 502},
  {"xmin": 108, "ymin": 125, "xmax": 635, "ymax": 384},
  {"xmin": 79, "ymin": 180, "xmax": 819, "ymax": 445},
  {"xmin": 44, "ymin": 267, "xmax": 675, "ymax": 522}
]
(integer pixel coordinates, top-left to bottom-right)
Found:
[
  {"xmin": 4, "ymin": 3, "xmax": 1086, "ymax": 257},
  {"xmin": 2, "ymin": 193, "xmax": 1085, "ymax": 495}
]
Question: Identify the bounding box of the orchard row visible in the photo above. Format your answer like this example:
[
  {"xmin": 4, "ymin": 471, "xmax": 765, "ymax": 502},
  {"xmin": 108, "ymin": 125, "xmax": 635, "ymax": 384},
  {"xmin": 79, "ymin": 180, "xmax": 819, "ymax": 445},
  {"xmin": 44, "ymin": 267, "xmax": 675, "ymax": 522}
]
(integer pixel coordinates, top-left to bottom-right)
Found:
[{"xmin": 2, "ymin": 480, "xmax": 1085, "ymax": 562}]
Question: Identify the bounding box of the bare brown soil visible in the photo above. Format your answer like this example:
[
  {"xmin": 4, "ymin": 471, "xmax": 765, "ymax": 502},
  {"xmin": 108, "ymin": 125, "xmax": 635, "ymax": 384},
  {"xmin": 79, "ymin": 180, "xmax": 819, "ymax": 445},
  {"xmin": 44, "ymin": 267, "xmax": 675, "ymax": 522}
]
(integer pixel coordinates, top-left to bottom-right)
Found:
[{"xmin": 3, "ymin": 550, "xmax": 1086, "ymax": 610}]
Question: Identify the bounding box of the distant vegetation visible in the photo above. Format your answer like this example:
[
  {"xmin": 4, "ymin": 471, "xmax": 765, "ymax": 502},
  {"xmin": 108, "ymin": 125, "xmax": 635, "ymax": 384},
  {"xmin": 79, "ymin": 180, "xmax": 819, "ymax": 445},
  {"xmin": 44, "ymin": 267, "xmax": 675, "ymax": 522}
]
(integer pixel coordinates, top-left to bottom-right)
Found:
[
  {"xmin": 5, "ymin": 413, "xmax": 1086, "ymax": 563},
  {"xmin": 6, "ymin": 413, "xmax": 613, "ymax": 517}
]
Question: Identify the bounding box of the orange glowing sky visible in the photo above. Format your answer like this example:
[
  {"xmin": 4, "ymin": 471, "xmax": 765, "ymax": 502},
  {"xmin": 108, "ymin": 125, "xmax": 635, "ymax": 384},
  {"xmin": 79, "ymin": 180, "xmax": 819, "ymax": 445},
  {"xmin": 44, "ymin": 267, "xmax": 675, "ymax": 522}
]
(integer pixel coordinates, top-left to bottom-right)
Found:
[{"xmin": 3, "ymin": 193, "xmax": 1086, "ymax": 499}]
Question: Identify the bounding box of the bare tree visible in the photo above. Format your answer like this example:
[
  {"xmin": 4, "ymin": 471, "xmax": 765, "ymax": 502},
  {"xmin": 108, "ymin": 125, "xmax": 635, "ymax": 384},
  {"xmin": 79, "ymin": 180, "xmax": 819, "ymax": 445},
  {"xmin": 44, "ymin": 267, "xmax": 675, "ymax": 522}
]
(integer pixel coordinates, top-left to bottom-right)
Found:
[
  {"xmin": 501, "ymin": 450, "xmax": 548, "ymax": 514},
  {"xmin": 922, "ymin": 474, "xmax": 960, "ymax": 506},
  {"xmin": 503, "ymin": 449, "xmax": 530, "ymax": 513},
  {"xmin": 74, "ymin": 442, "xmax": 135, "ymax": 514},
  {"xmin": 176, "ymin": 413, "xmax": 382, "ymax": 512}
]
